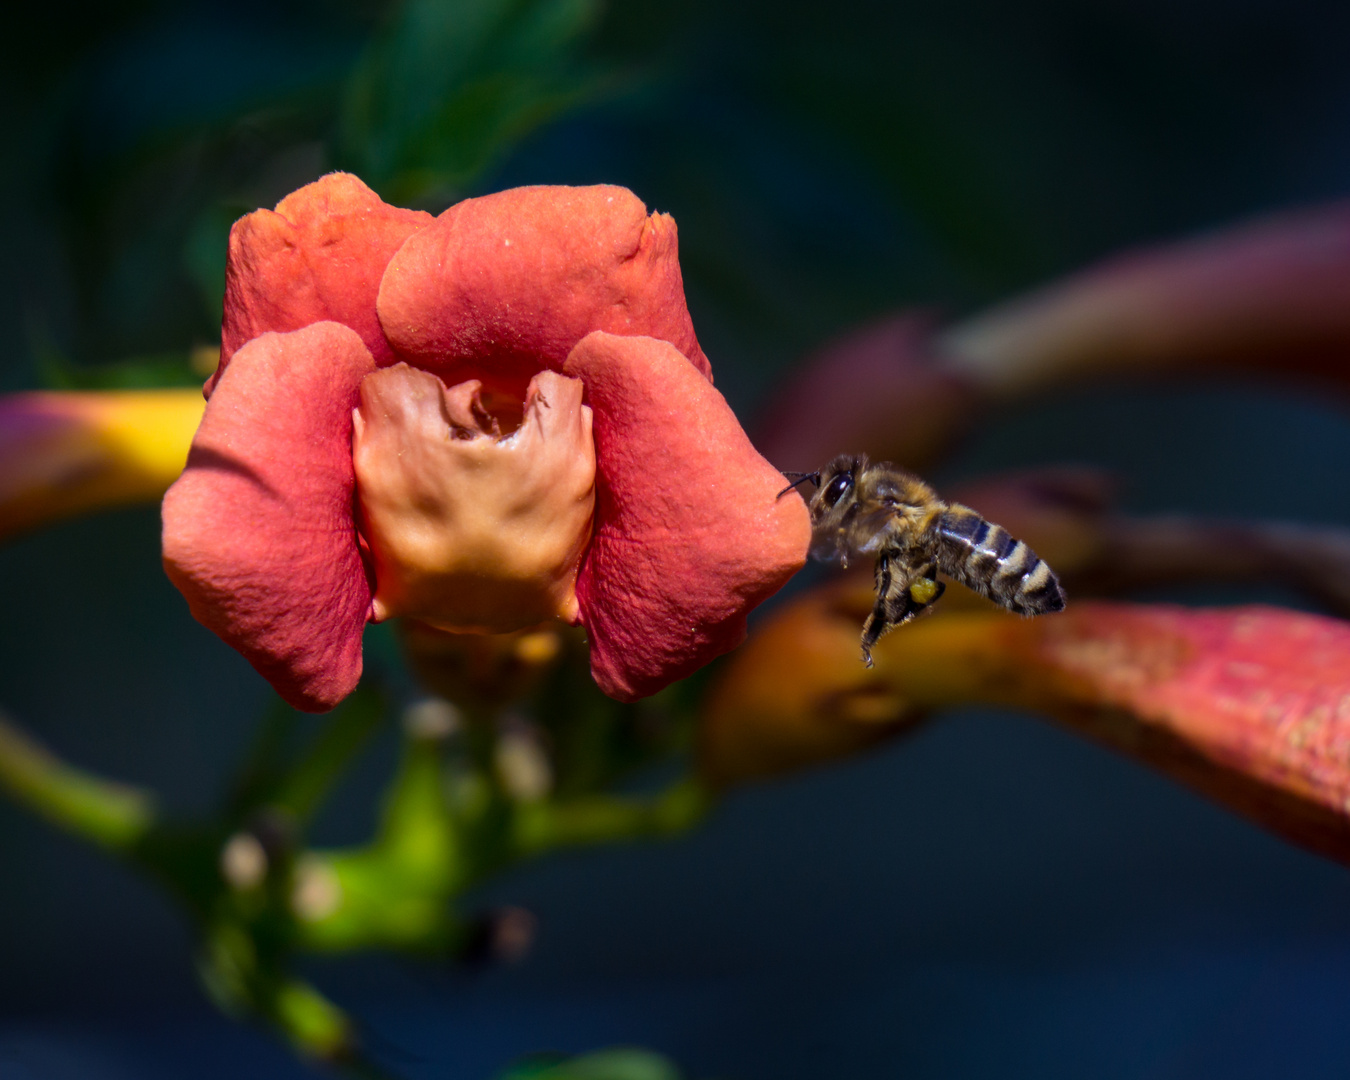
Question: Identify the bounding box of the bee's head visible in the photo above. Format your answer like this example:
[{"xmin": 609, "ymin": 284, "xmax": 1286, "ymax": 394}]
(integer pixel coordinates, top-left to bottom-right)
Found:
[
  {"xmin": 817, "ymin": 454, "xmax": 861, "ymax": 510},
  {"xmin": 777, "ymin": 454, "xmax": 866, "ymax": 522}
]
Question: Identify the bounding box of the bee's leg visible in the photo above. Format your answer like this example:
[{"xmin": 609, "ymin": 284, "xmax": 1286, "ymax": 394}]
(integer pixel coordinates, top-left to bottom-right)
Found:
[
  {"xmin": 862, "ymin": 551, "xmax": 920, "ymax": 666},
  {"xmin": 862, "ymin": 561, "xmax": 948, "ymax": 665},
  {"xmin": 860, "ymin": 553, "xmax": 894, "ymax": 668}
]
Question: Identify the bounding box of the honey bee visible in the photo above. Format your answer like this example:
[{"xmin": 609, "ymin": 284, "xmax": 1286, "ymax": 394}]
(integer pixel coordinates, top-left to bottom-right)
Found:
[{"xmin": 780, "ymin": 454, "xmax": 1066, "ymax": 665}]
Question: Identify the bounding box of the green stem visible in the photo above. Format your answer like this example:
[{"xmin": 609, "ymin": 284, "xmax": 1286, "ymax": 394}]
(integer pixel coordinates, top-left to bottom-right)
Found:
[
  {"xmin": 226, "ymin": 694, "xmax": 303, "ymax": 817},
  {"xmin": 270, "ymin": 684, "xmax": 385, "ymax": 824},
  {"xmin": 0, "ymin": 708, "xmax": 154, "ymax": 851},
  {"xmin": 198, "ymin": 925, "xmax": 375, "ymax": 1072},
  {"xmin": 266, "ymin": 975, "xmax": 358, "ymax": 1064},
  {"xmin": 512, "ymin": 777, "xmax": 711, "ymax": 856},
  {"xmin": 289, "ymin": 729, "xmax": 464, "ymax": 954}
]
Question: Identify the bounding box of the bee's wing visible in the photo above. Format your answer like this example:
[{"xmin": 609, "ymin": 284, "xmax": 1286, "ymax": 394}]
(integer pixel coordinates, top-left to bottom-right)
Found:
[{"xmin": 852, "ymin": 505, "xmax": 902, "ymax": 555}]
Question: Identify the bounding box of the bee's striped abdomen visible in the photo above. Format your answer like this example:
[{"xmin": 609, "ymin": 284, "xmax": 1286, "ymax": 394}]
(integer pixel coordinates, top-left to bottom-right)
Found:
[{"xmin": 934, "ymin": 504, "xmax": 1065, "ymax": 616}]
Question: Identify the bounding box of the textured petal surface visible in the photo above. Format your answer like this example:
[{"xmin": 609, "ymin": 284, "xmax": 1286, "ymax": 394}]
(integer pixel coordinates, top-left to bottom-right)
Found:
[
  {"xmin": 564, "ymin": 332, "xmax": 810, "ymax": 701},
  {"xmin": 163, "ymin": 322, "xmax": 376, "ymax": 712},
  {"xmin": 378, "ymin": 185, "xmax": 709, "ymax": 390},
  {"xmin": 213, "ymin": 173, "xmax": 431, "ymax": 394},
  {"xmin": 1027, "ymin": 603, "xmax": 1350, "ymax": 849}
]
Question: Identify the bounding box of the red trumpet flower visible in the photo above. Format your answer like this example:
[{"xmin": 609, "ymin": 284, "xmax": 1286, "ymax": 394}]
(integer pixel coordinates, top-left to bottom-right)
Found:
[{"xmin": 162, "ymin": 174, "xmax": 808, "ymax": 712}]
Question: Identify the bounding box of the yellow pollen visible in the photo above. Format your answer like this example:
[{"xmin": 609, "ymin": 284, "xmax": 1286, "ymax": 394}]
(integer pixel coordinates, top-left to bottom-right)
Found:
[{"xmin": 909, "ymin": 579, "xmax": 940, "ymax": 605}]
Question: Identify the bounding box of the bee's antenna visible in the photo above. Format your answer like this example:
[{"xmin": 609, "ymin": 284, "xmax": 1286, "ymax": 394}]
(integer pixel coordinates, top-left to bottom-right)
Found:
[{"xmin": 777, "ymin": 472, "xmax": 820, "ymax": 498}]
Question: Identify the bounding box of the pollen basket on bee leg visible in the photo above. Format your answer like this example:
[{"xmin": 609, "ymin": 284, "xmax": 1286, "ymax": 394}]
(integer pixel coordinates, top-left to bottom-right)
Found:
[{"xmin": 909, "ymin": 578, "xmax": 940, "ymax": 605}]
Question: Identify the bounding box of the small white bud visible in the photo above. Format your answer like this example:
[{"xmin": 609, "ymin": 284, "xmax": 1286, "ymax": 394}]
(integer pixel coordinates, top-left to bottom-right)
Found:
[
  {"xmin": 403, "ymin": 698, "xmax": 462, "ymax": 741},
  {"xmin": 291, "ymin": 856, "xmax": 342, "ymax": 922},
  {"xmin": 494, "ymin": 725, "xmax": 552, "ymax": 802},
  {"xmin": 220, "ymin": 832, "xmax": 267, "ymax": 891}
]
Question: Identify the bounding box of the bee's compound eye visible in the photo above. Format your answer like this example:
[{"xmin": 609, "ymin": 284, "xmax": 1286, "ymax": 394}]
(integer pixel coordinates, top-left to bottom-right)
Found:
[{"xmin": 822, "ymin": 471, "xmax": 852, "ymax": 508}]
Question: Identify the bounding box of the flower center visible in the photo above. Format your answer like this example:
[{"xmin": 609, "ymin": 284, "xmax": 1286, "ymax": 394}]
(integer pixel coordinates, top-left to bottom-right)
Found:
[{"xmin": 352, "ymin": 363, "xmax": 595, "ymax": 633}]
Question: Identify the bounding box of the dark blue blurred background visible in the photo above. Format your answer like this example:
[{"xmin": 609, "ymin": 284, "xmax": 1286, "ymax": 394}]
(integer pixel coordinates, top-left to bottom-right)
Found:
[{"xmin": 5, "ymin": 1, "xmax": 1350, "ymax": 1076}]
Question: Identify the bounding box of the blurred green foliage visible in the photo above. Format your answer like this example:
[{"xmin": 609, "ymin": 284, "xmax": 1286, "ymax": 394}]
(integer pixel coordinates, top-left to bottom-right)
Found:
[
  {"xmin": 338, "ymin": 0, "xmax": 614, "ymax": 204},
  {"xmin": 0, "ymin": 648, "xmax": 707, "ymax": 1069},
  {"xmin": 5, "ymin": 0, "xmax": 1340, "ymax": 406},
  {"xmin": 499, "ymin": 1048, "xmax": 684, "ymax": 1080},
  {"xmin": 1, "ymin": 0, "xmax": 622, "ymax": 389}
]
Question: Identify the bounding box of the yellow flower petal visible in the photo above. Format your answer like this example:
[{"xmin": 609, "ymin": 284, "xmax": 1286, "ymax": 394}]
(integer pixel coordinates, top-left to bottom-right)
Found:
[{"xmin": 0, "ymin": 389, "xmax": 205, "ymax": 541}]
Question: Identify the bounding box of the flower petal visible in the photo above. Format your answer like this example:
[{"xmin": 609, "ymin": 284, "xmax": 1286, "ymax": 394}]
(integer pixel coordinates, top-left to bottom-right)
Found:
[
  {"xmin": 0, "ymin": 389, "xmax": 203, "ymax": 541},
  {"xmin": 704, "ymin": 585, "xmax": 1350, "ymax": 864},
  {"xmin": 163, "ymin": 322, "xmax": 376, "ymax": 712},
  {"xmin": 212, "ymin": 173, "xmax": 432, "ymax": 395},
  {"xmin": 1021, "ymin": 603, "xmax": 1350, "ymax": 863},
  {"xmin": 377, "ymin": 185, "xmax": 709, "ymax": 390},
  {"xmin": 698, "ymin": 580, "xmax": 923, "ymax": 785},
  {"xmin": 754, "ymin": 311, "xmax": 980, "ymax": 473},
  {"xmin": 939, "ymin": 201, "xmax": 1350, "ymax": 397},
  {"xmin": 353, "ymin": 365, "xmax": 595, "ymax": 633},
  {"xmin": 563, "ymin": 331, "xmax": 810, "ymax": 701}
]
